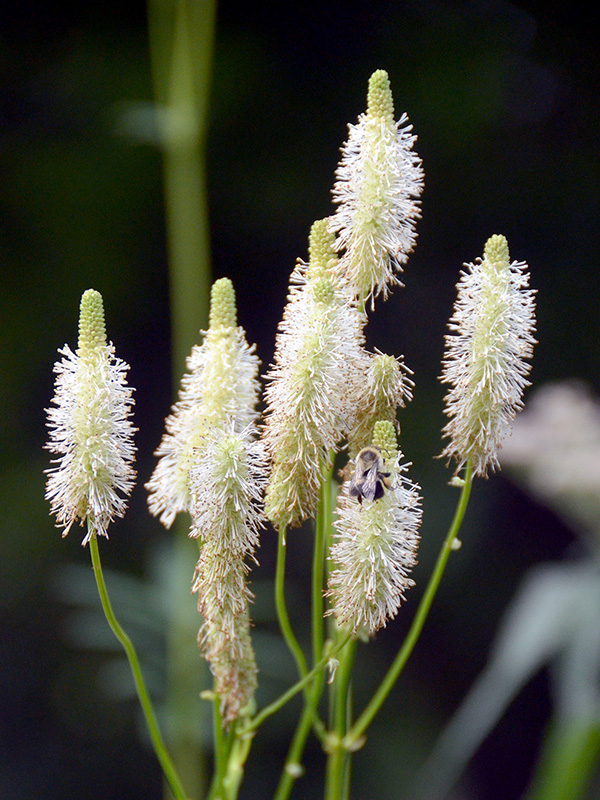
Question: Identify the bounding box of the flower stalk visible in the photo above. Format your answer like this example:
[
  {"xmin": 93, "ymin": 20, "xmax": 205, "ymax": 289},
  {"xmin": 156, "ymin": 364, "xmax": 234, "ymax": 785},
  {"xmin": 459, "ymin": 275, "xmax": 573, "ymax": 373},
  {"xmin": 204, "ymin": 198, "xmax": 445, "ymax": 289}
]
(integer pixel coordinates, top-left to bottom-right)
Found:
[{"xmin": 89, "ymin": 528, "xmax": 189, "ymax": 800}]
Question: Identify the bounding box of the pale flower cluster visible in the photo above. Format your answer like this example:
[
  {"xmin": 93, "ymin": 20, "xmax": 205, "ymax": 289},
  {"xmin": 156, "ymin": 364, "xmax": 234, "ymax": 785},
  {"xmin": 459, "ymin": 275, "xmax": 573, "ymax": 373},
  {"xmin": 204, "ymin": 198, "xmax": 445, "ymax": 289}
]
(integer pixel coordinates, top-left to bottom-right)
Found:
[
  {"xmin": 347, "ymin": 350, "xmax": 413, "ymax": 459},
  {"xmin": 146, "ymin": 279, "xmax": 260, "ymax": 528},
  {"xmin": 147, "ymin": 278, "xmax": 264, "ymax": 722},
  {"xmin": 440, "ymin": 235, "xmax": 537, "ymax": 476}
]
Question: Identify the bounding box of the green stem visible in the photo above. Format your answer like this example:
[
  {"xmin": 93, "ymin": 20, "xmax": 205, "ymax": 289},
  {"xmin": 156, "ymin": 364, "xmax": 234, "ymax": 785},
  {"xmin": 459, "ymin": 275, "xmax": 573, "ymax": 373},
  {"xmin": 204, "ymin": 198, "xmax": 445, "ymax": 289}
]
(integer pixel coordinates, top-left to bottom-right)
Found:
[
  {"xmin": 312, "ymin": 469, "xmax": 330, "ymax": 665},
  {"xmin": 216, "ymin": 636, "xmax": 351, "ymax": 800},
  {"xmin": 206, "ymin": 697, "xmax": 228, "ymax": 800},
  {"xmin": 274, "ymin": 475, "xmax": 333, "ymax": 800},
  {"xmin": 273, "ymin": 701, "xmax": 317, "ymax": 800},
  {"xmin": 275, "ymin": 527, "xmax": 309, "ymax": 680},
  {"xmin": 88, "ymin": 532, "xmax": 189, "ymax": 800},
  {"xmin": 147, "ymin": 0, "xmax": 216, "ymax": 376},
  {"xmin": 147, "ymin": 1, "xmax": 216, "ymax": 797},
  {"xmin": 523, "ymin": 717, "xmax": 600, "ymax": 800},
  {"xmin": 223, "ymin": 726, "xmax": 254, "ymax": 800},
  {"xmin": 325, "ymin": 637, "xmax": 357, "ymax": 800},
  {"xmin": 344, "ymin": 464, "xmax": 474, "ymax": 749}
]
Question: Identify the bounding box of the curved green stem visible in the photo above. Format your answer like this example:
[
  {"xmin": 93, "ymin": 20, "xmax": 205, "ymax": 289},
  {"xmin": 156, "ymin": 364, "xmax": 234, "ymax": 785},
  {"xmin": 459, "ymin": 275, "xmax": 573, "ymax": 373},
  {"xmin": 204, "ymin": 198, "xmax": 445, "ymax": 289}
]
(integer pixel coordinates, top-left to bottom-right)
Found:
[
  {"xmin": 344, "ymin": 463, "xmax": 474, "ymax": 748},
  {"xmin": 88, "ymin": 532, "xmax": 189, "ymax": 800},
  {"xmin": 275, "ymin": 527, "xmax": 309, "ymax": 680}
]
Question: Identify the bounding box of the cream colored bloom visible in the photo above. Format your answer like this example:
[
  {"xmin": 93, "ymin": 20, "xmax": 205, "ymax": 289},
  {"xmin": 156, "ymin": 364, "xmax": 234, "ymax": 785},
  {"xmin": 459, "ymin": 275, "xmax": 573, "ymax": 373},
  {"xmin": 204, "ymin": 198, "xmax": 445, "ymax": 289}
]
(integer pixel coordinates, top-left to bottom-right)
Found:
[
  {"xmin": 45, "ymin": 289, "xmax": 136, "ymax": 544},
  {"xmin": 263, "ymin": 221, "xmax": 368, "ymax": 531},
  {"xmin": 330, "ymin": 69, "xmax": 424, "ymax": 304},
  {"xmin": 190, "ymin": 424, "xmax": 267, "ymax": 724},
  {"xmin": 146, "ymin": 278, "xmax": 260, "ymax": 527},
  {"xmin": 440, "ymin": 235, "xmax": 537, "ymax": 476}
]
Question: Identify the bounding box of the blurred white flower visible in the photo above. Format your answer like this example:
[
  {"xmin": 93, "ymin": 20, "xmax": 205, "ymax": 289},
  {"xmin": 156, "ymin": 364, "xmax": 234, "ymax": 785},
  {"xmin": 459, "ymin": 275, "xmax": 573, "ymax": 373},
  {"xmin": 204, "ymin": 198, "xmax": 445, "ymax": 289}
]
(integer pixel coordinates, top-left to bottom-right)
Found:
[{"xmin": 501, "ymin": 381, "xmax": 600, "ymax": 535}]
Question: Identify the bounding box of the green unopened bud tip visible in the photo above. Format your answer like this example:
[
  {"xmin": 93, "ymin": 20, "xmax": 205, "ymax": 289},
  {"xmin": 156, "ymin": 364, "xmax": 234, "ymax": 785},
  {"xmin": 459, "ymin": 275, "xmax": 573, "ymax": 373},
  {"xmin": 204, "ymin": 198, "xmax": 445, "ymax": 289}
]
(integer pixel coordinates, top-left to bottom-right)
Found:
[
  {"xmin": 78, "ymin": 289, "xmax": 106, "ymax": 354},
  {"xmin": 367, "ymin": 69, "xmax": 394, "ymax": 120},
  {"xmin": 312, "ymin": 276, "xmax": 335, "ymax": 306},
  {"xmin": 484, "ymin": 234, "xmax": 510, "ymax": 267},
  {"xmin": 372, "ymin": 419, "xmax": 397, "ymax": 462},
  {"xmin": 308, "ymin": 219, "xmax": 338, "ymax": 276},
  {"xmin": 209, "ymin": 278, "xmax": 237, "ymax": 330}
]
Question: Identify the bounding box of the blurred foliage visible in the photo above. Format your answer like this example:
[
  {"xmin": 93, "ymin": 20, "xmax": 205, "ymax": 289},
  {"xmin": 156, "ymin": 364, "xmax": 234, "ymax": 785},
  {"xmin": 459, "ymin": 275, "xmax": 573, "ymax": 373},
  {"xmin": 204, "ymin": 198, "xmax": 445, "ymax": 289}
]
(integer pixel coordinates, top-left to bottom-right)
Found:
[{"xmin": 2, "ymin": 1, "xmax": 600, "ymax": 799}]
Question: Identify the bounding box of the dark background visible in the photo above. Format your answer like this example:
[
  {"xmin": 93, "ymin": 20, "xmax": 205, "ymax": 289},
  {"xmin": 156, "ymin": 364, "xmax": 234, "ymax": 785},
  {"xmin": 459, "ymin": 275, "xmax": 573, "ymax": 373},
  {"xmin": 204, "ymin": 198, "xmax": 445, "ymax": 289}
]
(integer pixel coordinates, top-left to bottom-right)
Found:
[{"xmin": 2, "ymin": 1, "xmax": 599, "ymax": 798}]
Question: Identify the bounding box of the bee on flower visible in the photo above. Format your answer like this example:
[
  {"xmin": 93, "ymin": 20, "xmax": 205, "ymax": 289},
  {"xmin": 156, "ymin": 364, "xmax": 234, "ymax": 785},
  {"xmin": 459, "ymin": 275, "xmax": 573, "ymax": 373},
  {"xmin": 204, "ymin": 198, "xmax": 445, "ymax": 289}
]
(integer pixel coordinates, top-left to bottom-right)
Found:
[{"xmin": 328, "ymin": 421, "xmax": 422, "ymax": 636}]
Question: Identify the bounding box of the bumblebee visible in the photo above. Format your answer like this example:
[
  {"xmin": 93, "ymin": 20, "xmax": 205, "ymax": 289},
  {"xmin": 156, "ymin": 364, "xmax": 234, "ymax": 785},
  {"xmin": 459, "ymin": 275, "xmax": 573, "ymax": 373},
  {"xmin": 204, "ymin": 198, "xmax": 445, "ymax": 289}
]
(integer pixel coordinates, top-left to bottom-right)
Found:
[{"xmin": 348, "ymin": 446, "xmax": 392, "ymax": 504}]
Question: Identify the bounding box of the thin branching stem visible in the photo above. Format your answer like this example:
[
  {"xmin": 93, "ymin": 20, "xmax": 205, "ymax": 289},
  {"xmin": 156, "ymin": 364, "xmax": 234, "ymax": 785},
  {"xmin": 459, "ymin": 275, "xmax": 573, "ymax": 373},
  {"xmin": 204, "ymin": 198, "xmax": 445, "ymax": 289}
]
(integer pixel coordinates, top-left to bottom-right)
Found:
[{"xmin": 246, "ymin": 633, "xmax": 352, "ymax": 735}]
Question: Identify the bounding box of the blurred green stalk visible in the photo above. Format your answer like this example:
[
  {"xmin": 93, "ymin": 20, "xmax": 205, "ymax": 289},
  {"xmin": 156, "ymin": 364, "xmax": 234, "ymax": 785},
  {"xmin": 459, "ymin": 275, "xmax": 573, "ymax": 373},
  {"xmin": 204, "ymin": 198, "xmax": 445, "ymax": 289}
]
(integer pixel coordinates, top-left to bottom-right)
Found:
[
  {"xmin": 523, "ymin": 718, "xmax": 600, "ymax": 800},
  {"xmin": 147, "ymin": 0, "xmax": 217, "ymax": 797}
]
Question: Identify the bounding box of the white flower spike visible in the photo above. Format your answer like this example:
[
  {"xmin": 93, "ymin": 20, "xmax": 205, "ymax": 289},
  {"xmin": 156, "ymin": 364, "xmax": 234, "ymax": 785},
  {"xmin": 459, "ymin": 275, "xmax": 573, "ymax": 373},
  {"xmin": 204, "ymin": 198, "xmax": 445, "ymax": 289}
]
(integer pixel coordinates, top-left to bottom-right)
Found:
[
  {"xmin": 263, "ymin": 219, "xmax": 369, "ymax": 531},
  {"xmin": 440, "ymin": 235, "xmax": 537, "ymax": 476},
  {"xmin": 146, "ymin": 278, "xmax": 260, "ymax": 528},
  {"xmin": 45, "ymin": 289, "xmax": 136, "ymax": 544},
  {"xmin": 189, "ymin": 424, "xmax": 267, "ymax": 725},
  {"xmin": 347, "ymin": 350, "xmax": 414, "ymax": 460},
  {"xmin": 330, "ymin": 69, "xmax": 424, "ymax": 305}
]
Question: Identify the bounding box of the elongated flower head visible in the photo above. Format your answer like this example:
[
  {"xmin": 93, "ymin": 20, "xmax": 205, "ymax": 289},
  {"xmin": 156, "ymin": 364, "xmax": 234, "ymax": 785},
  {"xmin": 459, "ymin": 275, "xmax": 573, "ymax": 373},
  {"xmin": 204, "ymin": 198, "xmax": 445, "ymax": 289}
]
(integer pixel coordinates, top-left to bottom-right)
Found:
[
  {"xmin": 328, "ymin": 420, "xmax": 422, "ymax": 636},
  {"xmin": 189, "ymin": 425, "xmax": 266, "ymax": 724},
  {"xmin": 146, "ymin": 278, "xmax": 260, "ymax": 527},
  {"xmin": 372, "ymin": 418, "xmax": 398, "ymax": 461},
  {"xmin": 347, "ymin": 350, "xmax": 413, "ymax": 459},
  {"xmin": 440, "ymin": 235, "xmax": 537, "ymax": 476},
  {"xmin": 330, "ymin": 69, "xmax": 424, "ymax": 305},
  {"xmin": 45, "ymin": 289, "xmax": 136, "ymax": 544},
  {"xmin": 263, "ymin": 222, "xmax": 369, "ymax": 531}
]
